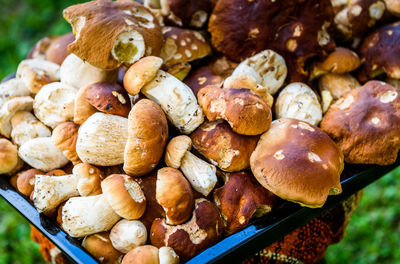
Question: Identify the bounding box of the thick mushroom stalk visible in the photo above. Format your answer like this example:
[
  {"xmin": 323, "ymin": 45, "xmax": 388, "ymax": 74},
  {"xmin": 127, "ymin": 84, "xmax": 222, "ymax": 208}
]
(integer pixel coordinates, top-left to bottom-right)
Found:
[{"xmin": 165, "ymin": 136, "xmax": 217, "ymax": 196}]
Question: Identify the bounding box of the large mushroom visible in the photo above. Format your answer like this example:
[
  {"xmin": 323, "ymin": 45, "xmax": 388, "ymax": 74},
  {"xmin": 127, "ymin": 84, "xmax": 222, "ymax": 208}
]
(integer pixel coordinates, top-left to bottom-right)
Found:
[
  {"xmin": 250, "ymin": 118, "xmax": 344, "ymax": 208},
  {"xmin": 0, "ymin": 96, "xmax": 34, "ymax": 138}
]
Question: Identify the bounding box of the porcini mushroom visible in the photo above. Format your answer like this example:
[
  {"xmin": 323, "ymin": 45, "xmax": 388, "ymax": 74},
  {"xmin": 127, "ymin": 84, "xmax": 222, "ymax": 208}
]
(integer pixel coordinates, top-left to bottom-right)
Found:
[
  {"xmin": 0, "ymin": 96, "xmax": 34, "ymax": 138},
  {"xmin": 121, "ymin": 245, "xmax": 179, "ymax": 264},
  {"xmin": 73, "ymin": 162, "xmax": 104, "ymax": 196},
  {"xmin": 183, "ymin": 65, "xmax": 224, "ymax": 98},
  {"xmin": 165, "ymin": 135, "xmax": 217, "ymax": 196},
  {"xmin": 0, "ymin": 78, "xmax": 30, "ymax": 106},
  {"xmin": 16, "ymin": 169, "xmax": 43, "ymax": 197},
  {"xmin": 109, "ymin": 219, "xmax": 147, "ymax": 253},
  {"xmin": 45, "ymin": 32, "xmax": 75, "ymax": 65},
  {"xmin": 11, "ymin": 111, "xmax": 51, "ymax": 147},
  {"xmin": 250, "ymin": 118, "xmax": 343, "ymax": 208},
  {"xmin": 52, "ymin": 122, "xmax": 81, "ymax": 165},
  {"xmin": 0, "ymin": 138, "xmax": 19, "ymax": 175},
  {"xmin": 82, "ymin": 232, "xmax": 123, "ymax": 264}
]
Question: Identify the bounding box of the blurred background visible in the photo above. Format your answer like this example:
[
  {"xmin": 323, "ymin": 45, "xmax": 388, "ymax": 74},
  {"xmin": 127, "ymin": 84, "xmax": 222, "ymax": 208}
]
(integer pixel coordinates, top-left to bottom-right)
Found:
[{"xmin": 0, "ymin": 0, "xmax": 399, "ymax": 263}]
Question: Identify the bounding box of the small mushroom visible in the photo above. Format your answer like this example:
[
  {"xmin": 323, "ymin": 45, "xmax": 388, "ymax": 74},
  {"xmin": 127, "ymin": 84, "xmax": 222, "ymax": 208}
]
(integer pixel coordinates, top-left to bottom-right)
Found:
[
  {"xmin": 250, "ymin": 118, "xmax": 343, "ymax": 208},
  {"xmin": 76, "ymin": 112, "xmax": 128, "ymax": 166},
  {"xmin": 214, "ymin": 171, "xmax": 278, "ymax": 235},
  {"xmin": 0, "ymin": 138, "xmax": 19, "ymax": 175},
  {"xmin": 82, "ymin": 232, "xmax": 123, "ymax": 264},
  {"xmin": 33, "ymin": 82, "xmax": 76, "ymax": 129},
  {"xmin": 121, "ymin": 245, "xmax": 179, "ymax": 264},
  {"xmin": 190, "ymin": 120, "xmax": 259, "ymax": 172},
  {"xmin": 150, "ymin": 198, "xmax": 223, "ymax": 261},
  {"xmin": 124, "ymin": 99, "xmax": 168, "ymax": 177},
  {"xmin": 16, "ymin": 169, "xmax": 43, "ymax": 197},
  {"xmin": 347, "ymin": 0, "xmax": 386, "ymax": 37},
  {"xmin": 156, "ymin": 167, "xmax": 194, "ymax": 225},
  {"xmin": 16, "ymin": 59, "xmax": 60, "ymax": 94},
  {"xmin": 275, "ymin": 83, "xmax": 323, "ymax": 126},
  {"xmin": 52, "ymin": 122, "xmax": 81, "ymax": 165},
  {"xmin": 86, "ymin": 82, "xmax": 131, "ymax": 117},
  {"xmin": 109, "ymin": 219, "xmax": 147, "ymax": 253},
  {"xmin": 11, "ymin": 111, "xmax": 51, "ymax": 147},
  {"xmin": 198, "ymin": 86, "xmax": 272, "ymax": 135},
  {"xmin": 224, "ymin": 50, "xmax": 287, "ymax": 96},
  {"xmin": 63, "ymin": 0, "xmax": 163, "ymax": 70},
  {"xmin": 165, "ymin": 135, "xmax": 217, "ymax": 196},
  {"xmin": 73, "ymin": 162, "xmax": 104, "ymax": 196},
  {"xmin": 321, "ymin": 80, "xmax": 400, "ymax": 165},
  {"xmin": 0, "ymin": 78, "xmax": 30, "ymax": 106},
  {"xmin": 0, "ymin": 96, "xmax": 34, "ymax": 138},
  {"xmin": 18, "ymin": 137, "xmax": 69, "ymax": 172}
]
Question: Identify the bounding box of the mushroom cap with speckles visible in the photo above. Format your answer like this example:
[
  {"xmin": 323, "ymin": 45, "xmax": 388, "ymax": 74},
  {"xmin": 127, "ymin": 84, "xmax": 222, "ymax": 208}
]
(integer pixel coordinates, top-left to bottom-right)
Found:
[
  {"xmin": 190, "ymin": 120, "xmax": 259, "ymax": 172},
  {"xmin": 197, "ymin": 86, "xmax": 272, "ymax": 135},
  {"xmin": 321, "ymin": 81, "xmax": 400, "ymax": 165},
  {"xmin": 214, "ymin": 171, "xmax": 278, "ymax": 235},
  {"xmin": 347, "ymin": 0, "xmax": 386, "ymax": 37},
  {"xmin": 208, "ymin": 0, "xmax": 335, "ymax": 82},
  {"xmin": 160, "ymin": 27, "xmax": 211, "ymax": 66},
  {"xmin": 358, "ymin": 22, "xmax": 400, "ymax": 82},
  {"xmin": 63, "ymin": 0, "xmax": 163, "ymax": 70},
  {"xmin": 250, "ymin": 118, "xmax": 343, "ymax": 208},
  {"xmin": 183, "ymin": 65, "xmax": 224, "ymax": 98},
  {"xmin": 150, "ymin": 198, "xmax": 224, "ymax": 261}
]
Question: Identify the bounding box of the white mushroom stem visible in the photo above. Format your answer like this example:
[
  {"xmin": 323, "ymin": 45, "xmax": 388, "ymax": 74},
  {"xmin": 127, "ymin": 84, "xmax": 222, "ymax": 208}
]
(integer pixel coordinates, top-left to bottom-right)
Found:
[
  {"xmin": 141, "ymin": 70, "xmax": 204, "ymax": 134},
  {"xmin": 62, "ymin": 194, "xmax": 121, "ymax": 238},
  {"xmin": 32, "ymin": 174, "xmax": 79, "ymax": 213},
  {"xmin": 180, "ymin": 151, "xmax": 217, "ymax": 196}
]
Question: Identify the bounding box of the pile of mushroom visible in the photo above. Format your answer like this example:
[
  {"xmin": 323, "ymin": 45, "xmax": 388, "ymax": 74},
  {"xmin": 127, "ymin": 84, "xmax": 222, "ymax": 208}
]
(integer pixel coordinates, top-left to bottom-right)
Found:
[{"xmin": 1, "ymin": 0, "xmax": 400, "ymax": 263}]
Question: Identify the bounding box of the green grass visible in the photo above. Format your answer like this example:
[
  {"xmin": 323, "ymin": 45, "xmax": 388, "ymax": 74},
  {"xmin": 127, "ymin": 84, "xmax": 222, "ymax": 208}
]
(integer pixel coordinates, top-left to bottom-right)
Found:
[{"xmin": 0, "ymin": 1, "xmax": 400, "ymax": 263}]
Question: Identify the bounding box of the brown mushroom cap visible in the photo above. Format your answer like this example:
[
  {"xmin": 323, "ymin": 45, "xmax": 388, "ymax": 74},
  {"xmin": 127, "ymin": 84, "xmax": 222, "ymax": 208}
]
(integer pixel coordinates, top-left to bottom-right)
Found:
[
  {"xmin": 319, "ymin": 73, "xmax": 361, "ymax": 100},
  {"xmin": 46, "ymin": 32, "xmax": 75, "ymax": 65},
  {"xmin": 150, "ymin": 198, "xmax": 223, "ymax": 261},
  {"xmin": 52, "ymin": 122, "xmax": 82, "ymax": 165},
  {"xmin": 250, "ymin": 118, "xmax": 343, "ymax": 208},
  {"xmin": 124, "ymin": 99, "xmax": 168, "ymax": 177},
  {"xmin": 321, "ymin": 80, "xmax": 400, "ymax": 165},
  {"xmin": 121, "ymin": 245, "xmax": 159, "ymax": 264},
  {"xmin": 347, "ymin": 0, "xmax": 386, "ymax": 37},
  {"xmin": 0, "ymin": 138, "xmax": 18, "ymax": 175},
  {"xmin": 164, "ymin": 135, "xmax": 192, "ymax": 169},
  {"xmin": 101, "ymin": 174, "xmax": 146, "ymax": 219},
  {"xmin": 160, "ymin": 27, "xmax": 211, "ymax": 66},
  {"xmin": 208, "ymin": 0, "xmax": 335, "ymax": 82},
  {"xmin": 16, "ymin": 169, "xmax": 44, "ymax": 197},
  {"xmin": 156, "ymin": 167, "xmax": 194, "ymax": 225},
  {"xmin": 73, "ymin": 84, "xmax": 98, "ymax": 125},
  {"xmin": 73, "ymin": 162, "xmax": 104, "ymax": 196},
  {"xmin": 190, "ymin": 120, "xmax": 259, "ymax": 172},
  {"xmin": 82, "ymin": 232, "xmax": 123, "ymax": 264},
  {"xmin": 358, "ymin": 22, "xmax": 400, "ymax": 82},
  {"xmin": 63, "ymin": 0, "xmax": 163, "ymax": 70},
  {"xmin": 313, "ymin": 47, "xmax": 360, "ymax": 75},
  {"xmin": 197, "ymin": 86, "xmax": 272, "ymax": 135},
  {"xmin": 183, "ymin": 65, "xmax": 223, "ymax": 98},
  {"xmin": 214, "ymin": 171, "xmax": 278, "ymax": 235},
  {"xmin": 86, "ymin": 82, "xmax": 131, "ymax": 117},
  {"xmin": 46, "ymin": 169, "xmax": 67, "ymax": 176}
]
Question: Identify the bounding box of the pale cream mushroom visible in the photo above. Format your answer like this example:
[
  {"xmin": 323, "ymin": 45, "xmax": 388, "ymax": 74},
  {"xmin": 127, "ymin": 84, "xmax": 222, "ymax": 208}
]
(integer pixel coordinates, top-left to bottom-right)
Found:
[
  {"xmin": 11, "ymin": 111, "xmax": 51, "ymax": 146},
  {"xmin": 109, "ymin": 219, "xmax": 147, "ymax": 253},
  {"xmin": 0, "ymin": 78, "xmax": 30, "ymax": 106},
  {"xmin": 0, "ymin": 96, "xmax": 34, "ymax": 138}
]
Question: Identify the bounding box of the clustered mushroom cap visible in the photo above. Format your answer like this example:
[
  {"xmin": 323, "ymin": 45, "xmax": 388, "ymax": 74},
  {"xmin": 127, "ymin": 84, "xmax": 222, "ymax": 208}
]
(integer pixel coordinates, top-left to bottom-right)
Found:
[
  {"xmin": 86, "ymin": 82, "xmax": 131, "ymax": 117},
  {"xmin": 123, "ymin": 99, "xmax": 168, "ymax": 177},
  {"xmin": 73, "ymin": 83, "xmax": 98, "ymax": 125},
  {"xmin": 52, "ymin": 122, "xmax": 81, "ymax": 165},
  {"xmin": 321, "ymin": 80, "xmax": 400, "ymax": 165},
  {"xmin": 63, "ymin": 0, "xmax": 163, "ymax": 70},
  {"xmin": 11, "ymin": 111, "xmax": 51, "ymax": 147},
  {"xmin": 160, "ymin": 27, "xmax": 211, "ymax": 66},
  {"xmin": 183, "ymin": 65, "xmax": 224, "ymax": 98},
  {"xmin": 358, "ymin": 22, "xmax": 400, "ymax": 82},
  {"xmin": 27, "ymin": 36, "xmax": 58, "ymax": 61},
  {"xmin": 150, "ymin": 198, "xmax": 224, "ymax": 261},
  {"xmin": 198, "ymin": 86, "xmax": 272, "ymax": 135},
  {"xmin": 0, "ymin": 138, "xmax": 19, "ymax": 175},
  {"xmin": 82, "ymin": 232, "xmax": 123, "ymax": 264},
  {"xmin": 156, "ymin": 167, "xmax": 194, "ymax": 225},
  {"xmin": 190, "ymin": 120, "xmax": 259, "ymax": 172},
  {"xmin": 0, "ymin": 78, "xmax": 30, "ymax": 106},
  {"xmin": 214, "ymin": 171, "xmax": 278, "ymax": 235},
  {"xmin": 164, "ymin": 135, "xmax": 192, "ymax": 169},
  {"xmin": 16, "ymin": 169, "xmax": 43, "ymax": 197},
  {"xmin": 250, "ymin": 118, "xmax": 344, "ymax": 208}
]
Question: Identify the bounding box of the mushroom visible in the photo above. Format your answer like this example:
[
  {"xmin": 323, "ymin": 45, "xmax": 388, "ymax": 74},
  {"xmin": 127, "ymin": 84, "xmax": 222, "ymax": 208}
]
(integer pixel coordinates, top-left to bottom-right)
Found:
[
  {"xmin": 16, "ymin": 169, "xmax": 43, "ymax": 197},
  {"xmin": 60, "ymin": 54, "xmax": 118, "ymax": 90},
  {"xmin": 11, "ymin": 111, "xmax": 51, "ymax": 147},
  {"xmin": 0, "ymin": 138, "xmax": 19, "ymax": 175},
  {"xmin": 124, "ymin": 99, "xmax": 168, "ymax": 177},
  {"xmin": 0, "ymin": 78, "xmax": 30, "ymax": 106},
  {"xmin": 73, "ymin": 162, "xmax": 104, "ymax": 196},
  {"xmin": 62, "ymin": 174, "xmax": 146, "ymax": 237},
  {"xmin": 73, "ymin": 83, "xmax": 98, "ymax": 125},
  {"xmin": 82, "ymin": 232, "xmax": 123, "ymax": 264},
  {"xmin": 156, "ymin": 167, "xmax": 194, "ymax": 225},
  {"xmin": 208, "ymin": 0, "xmax": 335, "ymax": 81},
  {"xmin": 160, "ymin": 27, "xmax": 211, "ymax": 66},
  {"xmin": 18, "ymin": 137, "xmax": 69, "ymax": 172},
  {"xmin": 0, "ymin": 96, "xmax": 34, "ymax": 138},
  {"xmin": 109, "ymin": 219, "xmax": 147, "ymax": 253},
  {"xmin": 150, "ymin": 198, "xmax": 223, "ymax": 261},
  {"xmin": 63, "ymin": 0, "xmax": 163, "ymax": 70},
  {"xmin": 52, "ymin": 122, "xmax": 81, "ymax": 165},
  {"xmin": 198, "ymin": 86, "xmax": 272, "ymax": 135},
  {"xmin": 224, "ymin": 50, "xmax": 287, "ymax": 97},
  {"xmin": 164, "ymin": 135, "xmax": 217, "ymax": 196},
  {"xmin": 275, "ymin": 83, "xmax": 323, "ymax": 126},
  {"xmin": 321, "ymin": 80, "xmax": 400, "ymax": 165},
  {"xmin": 85, "ymin": 82, "xmax": 131, "ymax": 117},
  {"xmin": 183, "ymin": 65, "xmax": 224, "ymax": 98},
  {"xmin": 358, "ymin": 22, "xmax": 400, "ymax": 82},
  {"xmin": 16, "ymin": 59, "xmax": 60, "ymax": 94},
  {"xmin": 318, "ymin": 73, "xmax": 361, "ymax": 112},
  {"xmin": 33, "ymin": 82, "xmax": 76, "ymax": 129},
  {"xmin": 45, "ymin": 32, "xmax": 75, "ymax": 65},
  {"xmin": 121, "ymin": 245, "xmax": 179, "ymax": 264},
  {"xmin": 214, "ymin": 171, "xmax": 278, "ymax": 235},
  {"xmin": 250, "ymin": 118, "xmax": 343, "ymax": 208},
  {"xmin": 384, "ymin": 0, "xmax": 400, "ymax": 17},
  {"xmin": 27, "ymin": 36, "xmax": 58, "ymax": 61},
  {"xmin": 190, "ymin": 120, "xmax": 259, "ymax": 172},
  {"xmin": 76, "ymin": 112, "xmax": 128, "ymax": 166}
]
